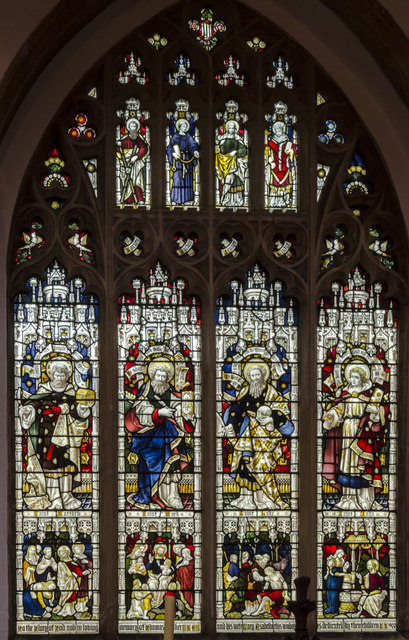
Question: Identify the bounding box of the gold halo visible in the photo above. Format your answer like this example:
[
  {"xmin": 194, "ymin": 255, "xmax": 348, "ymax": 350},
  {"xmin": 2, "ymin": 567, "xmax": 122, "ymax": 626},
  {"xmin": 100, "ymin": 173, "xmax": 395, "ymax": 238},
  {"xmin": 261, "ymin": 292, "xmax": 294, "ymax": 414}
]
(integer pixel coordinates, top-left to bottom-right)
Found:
[
  {"xmin": 243, "ymin": 359, "xmax": 270, "ymax": 384},
  {"xmin": 224, "ymin": 120, "xmax": 239, "ymax": 132},
  {"xmin": 57, "ymin": 545, "xmax": 71, "ymax": 560},
  {"xmin": 46, "ymin": 358, "xmax": 73, "ymax": 380},
  {"xmin": 344, "ymin": 362, "xmax": 370, "ymax": 384},
  {"xmin": 153, "ymin": 543, "xmax": 167, "ymax": 555},
  {"xmin": 147, "ymin": 358, "xmax": 175, "ymax": 382},
  {"xmin": 176, "ymin": 118, "xmax": 189, "ymax": 132}
]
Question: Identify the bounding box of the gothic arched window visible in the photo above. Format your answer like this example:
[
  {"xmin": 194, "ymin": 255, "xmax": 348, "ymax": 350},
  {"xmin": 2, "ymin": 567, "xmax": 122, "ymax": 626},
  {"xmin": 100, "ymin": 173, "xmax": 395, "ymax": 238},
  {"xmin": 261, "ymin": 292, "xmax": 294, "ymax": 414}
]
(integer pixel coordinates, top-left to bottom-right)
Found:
[{"xmin": 8, "ymin": 1, "xmax": 407, "ymax": 637}]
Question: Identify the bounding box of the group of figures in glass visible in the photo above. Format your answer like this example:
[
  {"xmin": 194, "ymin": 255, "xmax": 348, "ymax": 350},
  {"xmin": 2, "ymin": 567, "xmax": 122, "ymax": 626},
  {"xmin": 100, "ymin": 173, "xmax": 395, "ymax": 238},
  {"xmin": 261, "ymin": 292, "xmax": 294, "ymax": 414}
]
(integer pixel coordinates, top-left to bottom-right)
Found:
[
  {"xmin": 14, "ymin": 263, "xmax": 395, "ymax": 631},
  {"xmin": 125, "ymin": 535, "xmax": 195, "ymax": 621},
  {"xmin": 116, "ymin": 98, "xmax": 297, "ymax": 211},
  {"xmin": 221, "ymin": 523, "xmax": 292, "ymax": 621},
  {"xmin": 22, "ymin": 537, "xmax": 92, "ymax": 620}
]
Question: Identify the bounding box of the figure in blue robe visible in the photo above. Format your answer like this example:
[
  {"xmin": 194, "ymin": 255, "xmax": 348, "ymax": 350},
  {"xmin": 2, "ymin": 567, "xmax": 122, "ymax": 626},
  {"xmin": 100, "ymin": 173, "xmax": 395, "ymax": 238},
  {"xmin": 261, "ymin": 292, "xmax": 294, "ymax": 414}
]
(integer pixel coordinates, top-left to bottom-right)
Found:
[
  {"xmin": 125, "ymin": 364, "xmax": 194, "ymax": 510},
  {"xmin": 324, "ymin": 554, "xmax": 344, "ymax": 614},
  {"xmin": 167, "ymin": 118, "xmax": 199, "ymax": 205}
]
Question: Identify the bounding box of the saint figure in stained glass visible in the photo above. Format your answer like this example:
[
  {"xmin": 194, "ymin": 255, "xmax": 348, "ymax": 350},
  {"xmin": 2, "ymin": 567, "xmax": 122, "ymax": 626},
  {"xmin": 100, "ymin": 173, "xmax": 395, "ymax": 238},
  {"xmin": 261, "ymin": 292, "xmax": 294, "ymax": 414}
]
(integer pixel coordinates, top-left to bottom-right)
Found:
[
  {"xmin": 15, "ymin": 262, "xmax": 99, "ymax": 630},
  {"xmin": 322, "ymin": 363, "xmax": 386, "ymax": 511},
  {"xmin": 166, "ymin": 100, "xmax": 200, "ymax": 208},
  {"xmin": 116, "ymin": 98, "xmax": 150, "ymax": 208},
  {"xmin": 125, "ymin": 358, "xmax": 194, "ymax": 510},
  {"xmin": 20, "ymin": 357, "xmax": 95, "ymax": 510},
  {"xmin": 16, "ymin": 263, "xmax": 98, "ymax": 513},
  {"xmin": 215, "ymin": 101, "xmax": 249, "ymax": 210},
  {"xmin": 264, "ymin": 102, "xmax": 297, "ymax": 211},
  {"xmin": 222, "ymin": 363, "xmax": 293, "ymax": 510}
]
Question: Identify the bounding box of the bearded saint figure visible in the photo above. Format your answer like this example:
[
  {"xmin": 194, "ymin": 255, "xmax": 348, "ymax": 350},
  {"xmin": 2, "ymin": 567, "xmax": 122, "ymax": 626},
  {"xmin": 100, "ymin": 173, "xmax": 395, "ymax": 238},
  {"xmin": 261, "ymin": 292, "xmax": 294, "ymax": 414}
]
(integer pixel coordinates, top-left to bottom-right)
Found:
[
  {"xmin": 125, "ymin": 360, "xmax": 194, "ymax": 510},
  {"xmin": 215, "ymin": 119, "xmax": 248, "ymax": 208},
  {"xmin": 223, "ymin": 360, "xmax": 294, "ymax": 510},
  {"xmin": 117, "ymin": 117, "xmax": 149, "ymax": 205}
]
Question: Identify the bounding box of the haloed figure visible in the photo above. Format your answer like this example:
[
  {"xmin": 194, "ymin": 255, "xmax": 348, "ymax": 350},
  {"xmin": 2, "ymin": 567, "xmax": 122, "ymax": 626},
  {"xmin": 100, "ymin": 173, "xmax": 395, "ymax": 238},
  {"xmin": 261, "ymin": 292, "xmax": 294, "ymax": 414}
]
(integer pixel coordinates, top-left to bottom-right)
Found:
[
  {"xmin": 215, "ymin": 119, "xmax": 248, "ymax": 208},
  {"xmin": 322, "ymin": 364, "xmax": 386, "ymax": 511},
  {"xmin": 265, "ymin": 120, "xmax": 297, "ymax": 209},
  {"xmin": 117, "ymin": 117, "xmax": 149, "ymax": 205},
  {"xmin": 125, "ymin": 361, "xmax": 194, "ymax": 510},
  {"xmin": 19, "ymin": 358, "xmax": 95, "ymax": 511},
  {"xmin": 167, "ymin": 118, "xmax": 199, "ymax": 205}
]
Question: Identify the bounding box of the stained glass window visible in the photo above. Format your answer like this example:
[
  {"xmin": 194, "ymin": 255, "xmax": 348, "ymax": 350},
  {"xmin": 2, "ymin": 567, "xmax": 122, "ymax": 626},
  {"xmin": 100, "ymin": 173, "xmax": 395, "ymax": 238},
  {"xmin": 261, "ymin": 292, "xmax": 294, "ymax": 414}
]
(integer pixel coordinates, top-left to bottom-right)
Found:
[{"xmin": 8, "ymin": 0, "xmax": 407, "ymax": 637}]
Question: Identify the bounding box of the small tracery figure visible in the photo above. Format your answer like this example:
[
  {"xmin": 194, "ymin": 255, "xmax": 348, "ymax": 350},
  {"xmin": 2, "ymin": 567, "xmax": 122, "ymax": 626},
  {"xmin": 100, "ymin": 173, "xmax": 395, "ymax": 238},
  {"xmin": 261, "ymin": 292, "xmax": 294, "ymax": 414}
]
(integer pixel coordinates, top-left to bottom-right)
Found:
[
  {"xmin": 116, "ymin": 98, "xmax": 150, "ymax": 207},
  {"xmin": 166, "ymin": 100, "xmax": 200, "ymax": 208},
  {"xmin": 265, "ymin": 103, "xmax": 297, "ymax": 210}
]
